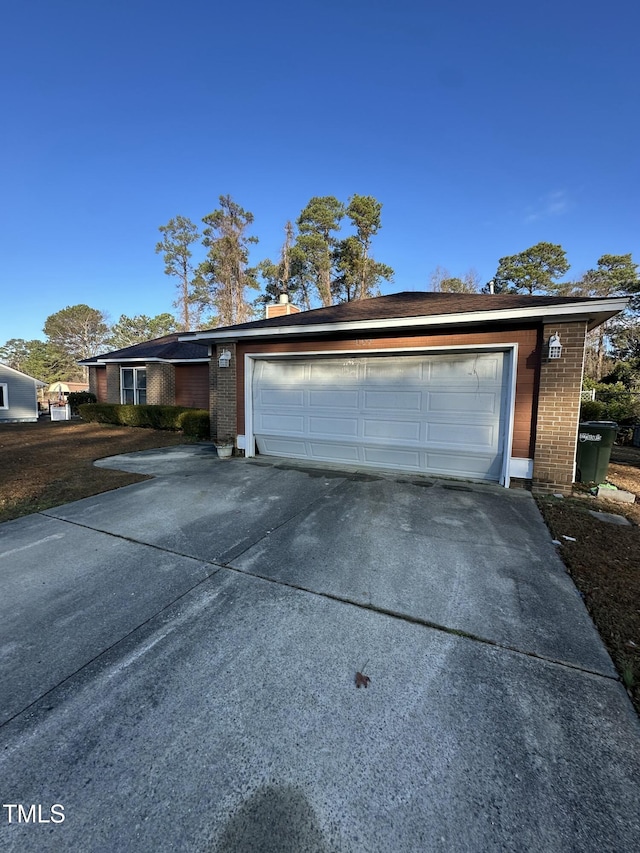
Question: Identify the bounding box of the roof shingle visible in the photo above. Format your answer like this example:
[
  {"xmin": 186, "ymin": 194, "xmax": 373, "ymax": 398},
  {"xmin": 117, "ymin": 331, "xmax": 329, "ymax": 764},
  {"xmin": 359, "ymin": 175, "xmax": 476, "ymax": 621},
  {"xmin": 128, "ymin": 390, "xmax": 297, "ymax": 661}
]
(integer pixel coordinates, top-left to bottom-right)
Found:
[
  {"xmin": 81, "ymin": 334, "xmax": 209, "ymax": 364},
  {"xmin": 185, "ymin": 291, "xmax": 616, "ymax": 335}
]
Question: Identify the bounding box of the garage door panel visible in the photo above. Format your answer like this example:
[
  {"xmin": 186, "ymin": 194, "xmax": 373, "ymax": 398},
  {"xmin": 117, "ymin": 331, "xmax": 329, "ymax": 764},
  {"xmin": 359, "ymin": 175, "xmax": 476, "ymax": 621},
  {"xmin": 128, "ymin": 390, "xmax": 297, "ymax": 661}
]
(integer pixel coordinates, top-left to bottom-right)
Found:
[
  {"xmin": 257, "ymin": 413, "xmax": 305, "ymax": 433},
  {"xmin": 364, "ymin": 360, "xmax": 423, "ymax": 381},
  {"xmin": 259, "ymin": 437, "xmax": 310, "ymax": 457},
  {"xmin": 309, "ymin": 390, "xmax": 359, "ymax": 408},
  {"xmin": 308, "ymin": 416, "xmax": 359, "ymax": 437},
  {"xmin": 427, "ymin": 422, "xmax": 496, "ymax": 449},
  {"xmin": 364, "ymin": 390, "xmax": 422, "ymax": 411},
  {"xmin": 259, "ymin": 361, "xmax": 306, "ymax": 382},
  {"xmin": 427, "ymin": 391, "xmax": 500, "ymax": 415},
  {"xmin": 252, "ymin": 352, "xmax": 508, "ymax": 482},
  {"xmin": 308, "ymin": 442, "xmax": 361, "ymax": 462},
  {"xmin": 430, "ymin": 355, "xmax": 502, "ymax": 381},
  {"xmin": 363, "ymin": 419, "xmax": 422, "ymax": 441},
  {"xmin": 310, "ymin": 362, "xmax": 359, "ymax": 382},
  {"xmin": 426, "ymin": 451, "xmax": 502, "ymax": 479},
  {"xmin": 258, "ymin": 389, "xmax": 305, "ymax": 407},
  {"xmin": 363, "ymin": 446, "xmax": 423, "ymax": 469}
]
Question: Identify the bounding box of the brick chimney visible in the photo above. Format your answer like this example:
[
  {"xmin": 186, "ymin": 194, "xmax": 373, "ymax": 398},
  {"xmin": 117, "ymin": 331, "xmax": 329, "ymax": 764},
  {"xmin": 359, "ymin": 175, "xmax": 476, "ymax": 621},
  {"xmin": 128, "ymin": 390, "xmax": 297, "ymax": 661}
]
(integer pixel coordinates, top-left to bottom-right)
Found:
[{"xmin": 265, "ymin": 293, "xmax": 301, "ymax": 319}]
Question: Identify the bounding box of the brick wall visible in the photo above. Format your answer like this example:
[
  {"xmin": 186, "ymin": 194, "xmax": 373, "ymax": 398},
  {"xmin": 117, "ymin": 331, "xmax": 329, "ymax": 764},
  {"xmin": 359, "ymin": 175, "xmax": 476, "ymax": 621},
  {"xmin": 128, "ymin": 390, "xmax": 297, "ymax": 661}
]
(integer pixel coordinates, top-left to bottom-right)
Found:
[
  {"xmin": 88, "ymin": 366, "xmax": 99, "ymax": 398},
  {"xmin": 531, "ymin": 321, "xmax": 587, "ymax": 495},
  {"xmin": 105, "ymin": 364, "xmax": 120, "ymax": 404},
  {"xmin": 211, "ymin": 344, "xmax": 236, "ymax": 441},
  {"xmin": 146, "ymin": 362, "xmax": 175, "ymax": 405},
  {"xmin": 265, "ymin": 303, "xmax": 301, "ymax": 319}
]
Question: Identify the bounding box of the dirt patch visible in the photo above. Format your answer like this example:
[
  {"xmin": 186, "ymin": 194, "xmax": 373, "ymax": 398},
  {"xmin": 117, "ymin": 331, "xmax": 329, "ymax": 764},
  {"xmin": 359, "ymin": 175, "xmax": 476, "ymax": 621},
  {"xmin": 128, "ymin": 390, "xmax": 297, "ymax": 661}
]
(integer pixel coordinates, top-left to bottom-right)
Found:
[
  {"xmin": 0, "ymin": 419, "xmax": 198, "ymax": 522},
  {"xmin": 536, "ymin": 443, "xmax": 640, "ymax": 714}
]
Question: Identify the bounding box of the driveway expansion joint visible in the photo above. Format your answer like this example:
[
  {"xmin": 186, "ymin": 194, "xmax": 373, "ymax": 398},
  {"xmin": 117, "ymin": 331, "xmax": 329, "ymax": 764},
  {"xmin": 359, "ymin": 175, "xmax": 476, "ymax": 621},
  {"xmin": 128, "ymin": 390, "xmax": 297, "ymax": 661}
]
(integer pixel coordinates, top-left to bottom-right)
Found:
[
  {"xmin": 220, "ymin": 562, "xmax": 621, "ymax": 684},
  {"xmin": 37, "ymin": 511, "xmax": 228, "ymax": 568},
  {"xmin": 35, "ymin": 497, "xmax": 618, "ymax": 690},
  {"xmin": 0, "ymin": 553, "xmax": 226, "ymax": 732}
]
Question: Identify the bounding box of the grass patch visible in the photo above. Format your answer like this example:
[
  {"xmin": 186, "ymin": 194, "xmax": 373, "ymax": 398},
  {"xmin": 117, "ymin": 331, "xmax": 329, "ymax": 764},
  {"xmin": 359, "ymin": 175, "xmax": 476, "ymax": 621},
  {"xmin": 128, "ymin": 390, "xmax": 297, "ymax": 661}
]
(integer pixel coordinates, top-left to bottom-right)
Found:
[
  {"xmin": 536, "ymin": 444, "xmax": 640, "ymax": 715},
  {"xmin": 0, "ymin": 419, "xmax": 199, "ymax": 522}
]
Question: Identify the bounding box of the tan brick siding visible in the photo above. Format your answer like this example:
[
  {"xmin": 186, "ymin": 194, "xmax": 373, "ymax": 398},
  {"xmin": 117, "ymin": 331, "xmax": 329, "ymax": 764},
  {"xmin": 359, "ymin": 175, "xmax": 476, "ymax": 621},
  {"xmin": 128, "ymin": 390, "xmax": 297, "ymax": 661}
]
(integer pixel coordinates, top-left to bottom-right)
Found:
[
  {"xmin": 531, "ymin": 321, "xmax": 587, "ymax": 495},
  {"xmin": 146, "ymin": 363, "xmax": 175, "ymax": 405},
  {"xmin": 212, "ymin": 344, "xmax": 237, "ymax": 441},
  {"xmin": 105, "ymin": 364, "xmax": 120, "ymax": 403}
]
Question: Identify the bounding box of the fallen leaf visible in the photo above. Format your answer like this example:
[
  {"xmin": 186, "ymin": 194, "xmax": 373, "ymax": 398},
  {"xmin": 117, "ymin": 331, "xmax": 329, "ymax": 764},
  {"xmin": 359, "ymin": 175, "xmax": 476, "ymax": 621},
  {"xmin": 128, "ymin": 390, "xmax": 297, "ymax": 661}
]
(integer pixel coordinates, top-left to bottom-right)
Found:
[{"xmin": 355, "ymin": 671, "xmax": 370, "ymax": 689}]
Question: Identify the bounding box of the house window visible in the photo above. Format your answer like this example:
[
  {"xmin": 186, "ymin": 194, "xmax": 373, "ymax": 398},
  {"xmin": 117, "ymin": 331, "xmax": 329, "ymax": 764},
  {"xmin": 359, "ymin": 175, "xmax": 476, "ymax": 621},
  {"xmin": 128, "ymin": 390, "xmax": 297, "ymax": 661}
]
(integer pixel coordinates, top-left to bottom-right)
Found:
[
  {"xmin": 121, "ymin": 368, "xmax": 147, "ymax": 404},
  {"xmin": 0, "ymin": 383, "xmax": 7, "ymax": 409}
]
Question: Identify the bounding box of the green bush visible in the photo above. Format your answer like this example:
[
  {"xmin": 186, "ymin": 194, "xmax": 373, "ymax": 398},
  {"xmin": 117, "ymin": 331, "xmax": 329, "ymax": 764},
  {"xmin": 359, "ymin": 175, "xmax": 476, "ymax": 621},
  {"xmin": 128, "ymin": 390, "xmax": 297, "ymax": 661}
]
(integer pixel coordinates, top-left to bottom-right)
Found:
[
  {"xmin": 67, "ymin": 391, "xmax": 97, "ymax": 415},
  {"xmin": 78, "ymin": 403, "xmax": 210, "ymax": 437},
  {"xmin": 580, "ymin": 400, "xmax": 606, "ymax": 421},
  {"xmin": 581, "ymin": 378, "xmax": 640, "ymax": 425},
  {"xmin": 580, "ymin": 396, "xmax": 640, "ymax": 425},
  {"xmin": 177, "ymin": 409, "xmax": 210, "ymax": 439},
  {"xmin": 607, "ymin": 400, "xmax": 640, "ymax": 425},
  {"xmin": 78, "ymin": 403, "xmax": 119, "ymax": 424}
]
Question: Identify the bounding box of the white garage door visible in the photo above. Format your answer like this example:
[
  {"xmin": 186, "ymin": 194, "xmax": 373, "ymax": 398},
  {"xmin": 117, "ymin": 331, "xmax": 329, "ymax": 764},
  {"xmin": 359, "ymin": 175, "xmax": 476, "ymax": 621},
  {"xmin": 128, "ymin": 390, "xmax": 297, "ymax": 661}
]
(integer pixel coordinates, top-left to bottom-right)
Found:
[{"xmin": 252, "ymin": 352, "xmax": 509, "ymax": 481}]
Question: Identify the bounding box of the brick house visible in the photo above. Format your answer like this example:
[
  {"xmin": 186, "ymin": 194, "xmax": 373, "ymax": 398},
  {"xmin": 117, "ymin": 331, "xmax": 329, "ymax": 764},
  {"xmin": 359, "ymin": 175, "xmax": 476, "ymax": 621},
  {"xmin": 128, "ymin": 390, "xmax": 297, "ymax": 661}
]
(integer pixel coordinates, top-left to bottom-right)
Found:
[
  {"xmin": 181, "ymin": 291, "xmax": 628, "ymax": 494},
  {"xmin": 81, "ymin": 334, "xmax": 210, "ymax": 410}
]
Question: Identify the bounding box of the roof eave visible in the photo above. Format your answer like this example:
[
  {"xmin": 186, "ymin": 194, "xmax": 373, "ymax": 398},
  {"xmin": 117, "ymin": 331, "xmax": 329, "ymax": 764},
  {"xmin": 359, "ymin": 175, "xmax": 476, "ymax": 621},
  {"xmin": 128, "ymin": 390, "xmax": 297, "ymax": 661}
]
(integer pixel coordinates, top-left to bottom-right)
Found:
[
  {"xmin": 179, "ymin": 298, "xmax": 631, "ymax": 343},
  {"xmin": 79, "ymin": 357, "xmax": 210, "ymax": 366}
]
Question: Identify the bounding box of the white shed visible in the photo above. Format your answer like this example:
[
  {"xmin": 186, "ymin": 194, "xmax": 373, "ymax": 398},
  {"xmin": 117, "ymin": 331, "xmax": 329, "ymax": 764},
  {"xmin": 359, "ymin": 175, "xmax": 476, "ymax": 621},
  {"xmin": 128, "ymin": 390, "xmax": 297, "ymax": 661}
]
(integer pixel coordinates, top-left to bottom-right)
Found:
[{"xmin": 0, "ymin": 364, "xmax": 45, "ymax": 423}]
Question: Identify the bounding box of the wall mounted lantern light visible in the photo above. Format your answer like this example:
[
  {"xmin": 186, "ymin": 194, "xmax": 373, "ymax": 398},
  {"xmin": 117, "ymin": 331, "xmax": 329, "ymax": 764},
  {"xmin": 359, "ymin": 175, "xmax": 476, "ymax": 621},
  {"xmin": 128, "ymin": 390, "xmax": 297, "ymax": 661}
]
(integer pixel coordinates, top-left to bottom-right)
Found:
[
  {"xmin": 548, "ymin": 332, "xmax": 562, "ymax": 359},
  {"xmin": 218, "ymin": 349, "xmax": 232, "ymax": 368}
]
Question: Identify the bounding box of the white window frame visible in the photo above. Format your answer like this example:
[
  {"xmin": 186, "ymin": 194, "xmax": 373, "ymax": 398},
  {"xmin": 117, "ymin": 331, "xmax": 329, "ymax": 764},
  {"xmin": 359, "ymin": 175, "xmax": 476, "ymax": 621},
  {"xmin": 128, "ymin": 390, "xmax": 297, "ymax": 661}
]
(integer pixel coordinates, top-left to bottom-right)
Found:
[
  {"xmin": 120, "ymin": 367, "xmax": 147, "ymax": 405},
  {"xmin": 0, "ymin": 382, "xmax": 8, "ymax": 409}
]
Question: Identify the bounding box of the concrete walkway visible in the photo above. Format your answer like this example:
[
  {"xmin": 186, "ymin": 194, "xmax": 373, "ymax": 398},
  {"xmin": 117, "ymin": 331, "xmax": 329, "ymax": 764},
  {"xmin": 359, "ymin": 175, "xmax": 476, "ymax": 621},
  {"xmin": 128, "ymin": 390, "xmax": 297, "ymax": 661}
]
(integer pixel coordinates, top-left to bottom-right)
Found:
[{"xmin": 0, "ymin": 446, "xmax": 638, "ymax": 852}]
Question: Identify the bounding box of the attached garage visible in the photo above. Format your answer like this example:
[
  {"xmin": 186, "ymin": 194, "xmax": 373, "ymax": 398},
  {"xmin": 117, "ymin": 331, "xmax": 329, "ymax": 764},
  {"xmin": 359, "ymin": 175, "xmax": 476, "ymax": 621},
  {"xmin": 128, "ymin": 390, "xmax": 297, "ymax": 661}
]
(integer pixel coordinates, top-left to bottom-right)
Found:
[
  {"xmin": 181, "ymin": 291, "xmax": 629, "ymax": 494},
  {"xmin": 250, "ymin": 350, "xmax": 512, "ymax": 482}
]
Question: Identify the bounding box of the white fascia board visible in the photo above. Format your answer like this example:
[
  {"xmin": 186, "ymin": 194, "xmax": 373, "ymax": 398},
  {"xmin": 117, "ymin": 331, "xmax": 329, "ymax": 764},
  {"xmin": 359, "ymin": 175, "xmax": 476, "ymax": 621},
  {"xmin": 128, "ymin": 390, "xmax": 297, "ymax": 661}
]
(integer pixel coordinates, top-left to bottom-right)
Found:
[
  {"xmin": 181, "ymin": 298, "xmax": 630, "ymax": 343},
  {"xmin": 84, "ymin": 358, "xmax": 210, "ymax": 365}
]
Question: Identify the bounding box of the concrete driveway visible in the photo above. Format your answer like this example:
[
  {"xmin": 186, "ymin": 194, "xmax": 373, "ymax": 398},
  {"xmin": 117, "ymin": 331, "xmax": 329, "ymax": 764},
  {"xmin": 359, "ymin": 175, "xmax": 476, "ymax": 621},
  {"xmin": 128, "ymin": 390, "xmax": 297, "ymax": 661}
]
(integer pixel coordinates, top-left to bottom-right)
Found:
[{"xmin": 0, "ymin": 446, "xmax": 638, "ymax": 852}]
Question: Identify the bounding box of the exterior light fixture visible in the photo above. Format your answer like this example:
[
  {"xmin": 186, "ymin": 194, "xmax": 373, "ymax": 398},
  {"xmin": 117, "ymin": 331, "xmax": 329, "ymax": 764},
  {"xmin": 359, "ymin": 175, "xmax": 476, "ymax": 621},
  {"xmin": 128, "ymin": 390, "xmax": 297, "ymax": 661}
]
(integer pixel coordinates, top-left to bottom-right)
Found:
[
  {"xmin": 548, "ymin": 332, "xmax": 562, "ymax": 359},
  {"xmin": 218, "ymin": 349, "xmax": 232, "ymax": 368}
]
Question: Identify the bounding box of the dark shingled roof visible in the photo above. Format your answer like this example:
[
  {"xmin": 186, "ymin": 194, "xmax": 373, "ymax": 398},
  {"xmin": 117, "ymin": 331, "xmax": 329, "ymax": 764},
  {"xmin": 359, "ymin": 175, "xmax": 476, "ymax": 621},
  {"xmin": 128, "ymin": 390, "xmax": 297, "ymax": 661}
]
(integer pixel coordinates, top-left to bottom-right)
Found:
[
  {"xmin": 187, "ymin": 291, "xmax": 615, "ymax": 335},
  {"xmin": 81, "ymin": 333, "xmax": 209, "ymax": 364}
]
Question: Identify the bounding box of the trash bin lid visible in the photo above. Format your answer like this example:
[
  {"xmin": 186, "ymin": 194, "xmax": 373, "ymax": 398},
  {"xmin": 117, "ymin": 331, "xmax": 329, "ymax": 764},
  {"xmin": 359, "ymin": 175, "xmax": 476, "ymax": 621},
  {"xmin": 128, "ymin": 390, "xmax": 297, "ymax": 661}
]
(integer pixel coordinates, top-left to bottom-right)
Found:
[{"xmin": 579, "ymin": 421, "xmax": 618, "ymax": 428}]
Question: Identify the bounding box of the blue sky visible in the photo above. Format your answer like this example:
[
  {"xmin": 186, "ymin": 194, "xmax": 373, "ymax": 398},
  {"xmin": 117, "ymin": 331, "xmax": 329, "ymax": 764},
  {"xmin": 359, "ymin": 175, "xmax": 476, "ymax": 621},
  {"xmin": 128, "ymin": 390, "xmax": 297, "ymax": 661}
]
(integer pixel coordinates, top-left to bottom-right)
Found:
[{"xmin": 1, "ymin": 0, "xmax": 638, "ymax": 343}]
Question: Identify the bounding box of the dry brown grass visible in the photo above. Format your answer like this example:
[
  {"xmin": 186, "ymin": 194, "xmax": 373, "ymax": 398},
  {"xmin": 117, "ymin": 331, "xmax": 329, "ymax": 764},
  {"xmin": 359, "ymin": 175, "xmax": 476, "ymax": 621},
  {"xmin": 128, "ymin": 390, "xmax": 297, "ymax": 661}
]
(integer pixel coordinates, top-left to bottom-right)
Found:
[
  {"xmin": 536, "ymin": 444, "xmax": 640, "ymax": 714},
  {"xmin": 0, "ymin": 419, "xmax": 196, "ymax": 522}
]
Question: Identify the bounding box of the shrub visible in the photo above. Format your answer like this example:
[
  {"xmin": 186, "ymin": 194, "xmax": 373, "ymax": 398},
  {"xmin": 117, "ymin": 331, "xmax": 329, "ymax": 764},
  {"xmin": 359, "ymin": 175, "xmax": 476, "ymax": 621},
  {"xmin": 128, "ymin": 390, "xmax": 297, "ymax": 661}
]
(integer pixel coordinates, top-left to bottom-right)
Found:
[
  {"xmin": 580, "ymin": 398, "xmax": 640, "ymax": 425},
  {"xmin": 78, "ymin": 403, "xmax": 120, "ymax": 424},
  {"xmin": 78, "ymin": 403, "xmax": 210, "ymax": 437},
  {"xmin": 607, "ymin": 399, "xmax": 640, "ymax": 425},
  {"xmin": 177, "ymin": 409, "xmax": 210, "ymax": 439},
  {"xmin": 67, "ymin": 391, "xmax": 97, "ymax": 415},
  {"xmin": 581, "ymin": 379, "xmax": 640, "ymax": 425},
  {"xmin": 580, "ymin": 400, "xmax": 606, "ymax": 421}
]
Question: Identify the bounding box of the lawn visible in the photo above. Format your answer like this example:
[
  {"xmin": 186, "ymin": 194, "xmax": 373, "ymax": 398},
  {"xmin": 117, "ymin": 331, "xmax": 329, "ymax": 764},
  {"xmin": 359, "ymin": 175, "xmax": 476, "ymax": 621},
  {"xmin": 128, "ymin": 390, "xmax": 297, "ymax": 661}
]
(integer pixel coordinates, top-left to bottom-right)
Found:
[
  {"xmin": 536, "ymin": 444, "xmax": 640, "ymax": 714},
  {"xmin": 0, "ymin": 419, "xmax": 198, "ymax": 523},
  {"xmin": 1, "ymin": 418, "xmax": 638, "ymax": 714}
]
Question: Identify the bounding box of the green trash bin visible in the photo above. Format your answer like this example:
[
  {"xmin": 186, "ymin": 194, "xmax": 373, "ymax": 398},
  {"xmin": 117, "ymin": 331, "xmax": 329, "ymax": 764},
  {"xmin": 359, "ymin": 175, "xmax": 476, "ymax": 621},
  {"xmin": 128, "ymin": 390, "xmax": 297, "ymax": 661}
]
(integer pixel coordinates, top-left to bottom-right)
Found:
[{"xmin": 576, "ymin": 421, "xmax": 618, "ymax": 483}]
